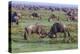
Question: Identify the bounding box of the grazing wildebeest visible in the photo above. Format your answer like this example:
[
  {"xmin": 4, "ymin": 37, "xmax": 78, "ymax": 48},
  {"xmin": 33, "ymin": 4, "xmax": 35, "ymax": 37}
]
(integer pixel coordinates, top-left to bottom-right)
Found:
[
  {"xmin": 11, "ymin": 12, "xmax": 21, "ymax": 25},
  {"xmin": 69, "ymin": 15, "xmax": 78, "ymax": 21},
  {"xmin": 23, "ymin": 23, "xmax": 47, "ymax": 40},
  {"xmin": 66, "ymin": 11, "xmax": 72, "ymax": 16},
  {"xmin": 65, "ymin": 10, "xmax": 78, "ymax": 21},
  {"xmin": 62, "ymin": 8, "xmax": 69, "ymax": 13},
  {"xmin": 55, "ymin": 7, "xmax": 60, "ymax": 11},
  {"xmin": 48, "ymin": 22, "xmax": 71, "ymax": 42},
  {"xmin": 48, "ymin": 14, "xmax": 59, "ymax": 22},
  {"xmin": 48, "ymin": 7, "xmax": 54, "ymax": 11},
  {"xmin": 30, "ymin": 12, "xmax": 41, "ymax": 20},
  {"xmin": 32, "ymin": 6, "xmax": 39, "ymax": 10}
]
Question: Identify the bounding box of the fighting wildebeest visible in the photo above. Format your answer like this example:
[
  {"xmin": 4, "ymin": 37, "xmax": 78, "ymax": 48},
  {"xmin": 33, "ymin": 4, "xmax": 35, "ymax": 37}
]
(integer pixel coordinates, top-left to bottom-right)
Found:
[
  {"xmin": 48, "ymin": 14, "xmax": 59, "ymax": 22},
  {"xmin": 48, "ymin": 22, "xmax": 71, "ymax": 42},
  {"xmin": 30, "ymin": 12, "xmax": 41, "ymax": 20},
  {"xmin": 11, "ymin": 12, "xmax": 21, "ymax": 25},
  {"xmin": 23, "ymin": 23, "xmax": 47, "ymax": 40}
]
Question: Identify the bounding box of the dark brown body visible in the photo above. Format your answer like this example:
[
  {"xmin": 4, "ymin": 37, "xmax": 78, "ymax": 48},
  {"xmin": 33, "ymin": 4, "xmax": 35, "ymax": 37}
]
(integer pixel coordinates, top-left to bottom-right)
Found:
[{"xmin": 48, "ymin": 22, "xmax": 71, "ymax": 42}]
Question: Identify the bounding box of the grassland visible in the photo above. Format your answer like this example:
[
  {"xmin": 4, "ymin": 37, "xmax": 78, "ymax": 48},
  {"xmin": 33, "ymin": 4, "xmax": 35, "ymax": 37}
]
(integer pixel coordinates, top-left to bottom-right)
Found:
[{"xmin": 10, "ymin": 8, "xmax": 78, "ymax": 53}]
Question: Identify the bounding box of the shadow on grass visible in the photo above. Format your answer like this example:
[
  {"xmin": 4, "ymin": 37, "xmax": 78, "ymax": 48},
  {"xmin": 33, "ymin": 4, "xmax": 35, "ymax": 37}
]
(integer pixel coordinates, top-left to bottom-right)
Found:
[{"xmin": 12, "ymin": 38, "xmax": 78, "ymax": 44}]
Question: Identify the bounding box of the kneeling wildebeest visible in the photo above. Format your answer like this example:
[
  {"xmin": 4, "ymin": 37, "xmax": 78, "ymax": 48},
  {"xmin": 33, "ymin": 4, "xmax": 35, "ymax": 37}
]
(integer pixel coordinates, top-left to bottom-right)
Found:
[
  {"xmin": 23, "ymin": 23, "xmax": 47, "ymax": 40},
  {"xmin": 48, "ymin": 22, "xmax": 71, "ymax": 42}
]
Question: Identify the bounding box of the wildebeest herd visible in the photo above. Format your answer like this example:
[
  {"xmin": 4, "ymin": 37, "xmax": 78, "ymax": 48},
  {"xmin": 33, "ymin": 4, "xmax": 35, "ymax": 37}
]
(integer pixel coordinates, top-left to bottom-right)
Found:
[
  {"xmin": 11, "ymin": 7, "xmax": 78, "ymax": 25},
  {"xmin": 9, "ymin": 1, "xmax": 78, "ymax": 53},
  {"xmin": 10, "ymin": 2, "xmax": 78, "ymax": 43}
]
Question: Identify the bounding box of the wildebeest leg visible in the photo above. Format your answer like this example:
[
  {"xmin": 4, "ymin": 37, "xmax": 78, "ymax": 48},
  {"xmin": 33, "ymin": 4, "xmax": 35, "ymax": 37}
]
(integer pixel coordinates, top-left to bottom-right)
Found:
[
  {"xmin": 63, "ymin": 31, "xmax": 67, "ymax": 42},
  {"xmin": 16, "ymin": 20, "xmax": 19, "ymax": 25},
  {"xmin": 66, "ymin": 16, "xmax": 69, "ymax": 21},
  {"xmin": 57, "ymin": 17, "xmax": 59, "ymax": 21},
  {"xmin": 57, "ymin": 16, "xmax": 59, "ymax": 21},
  {"xmin": 66, "ymin": 29, "xmax": 71, "ymax": 43},
  {"xmin": 40, "ymin": 16, "xmax": 42, "ymax": 20},
  {"xmin": 48, "ymin": 18, "xmax": 50, "ymax": 22},
  {"xmin": 66, "ymin": 18, "xmax": 69, "ymax": 21},
  {"xmin": 54, "ymin": 33, "xmax": 57, "ymax": 42},
  {"xmin": 28, "ymin": 30, "xmax": 32, "ymax": 40},
  {"xmin": 38, "ymin": 27, "xmax": 42, "ymax": 37},
  {"xmin": 24, "ymin": 31, "xmax": 27, "ymax": 40},
  {"xmin": 38, "ymin": 16, "xmax": 41, "ymax": 20},
  {"xmin": 38, "ymin": 32, "xmax": 42, "ymax": 38}
]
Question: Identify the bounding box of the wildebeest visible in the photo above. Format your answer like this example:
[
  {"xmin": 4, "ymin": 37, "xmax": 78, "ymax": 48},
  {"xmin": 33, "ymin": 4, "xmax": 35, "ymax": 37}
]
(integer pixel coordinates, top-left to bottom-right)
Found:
[
  {"xmin": 23, "ymin": 23, "xmax": 47, "ymax": 40},
  {"xmin": 62, "ymin": 8, "xmax": 69, "ymax": 13},
  {"xmin": 65, "ymin": 11, "xmax": 78, "ymax": 21},
  {"xmin": 69, "ymin": 15, "xmax": 78, "ymax": 21},
  {"xmin": 48, "ymin": 14, "xmax": 59, "ymax": 22},
  {"xmin": 63, "ymin": 8, "xmax": 78, "ymax": 21},
  {"xmin": 48, "ymin": 22, "xmax": 71, "ymax": 42},
  {"xmin": 48, "ymin": 7, "xmax": 55, "ymax": 11},
  {"xmin": 11, "ymin": 12, "xmax": 21, "ymax": 25},
  {"xmin": 30, "ymin": 12, "xmax": 41, "ymax": 20}
]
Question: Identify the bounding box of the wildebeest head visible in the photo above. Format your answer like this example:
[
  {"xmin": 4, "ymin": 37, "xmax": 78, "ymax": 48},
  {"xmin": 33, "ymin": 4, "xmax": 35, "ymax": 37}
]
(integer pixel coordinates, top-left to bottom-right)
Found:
[
  {"xmin": 47, "ymin": 32, "xmax": 53, "ymax": 38},
  {"xmin": 36, "ymin": 24, "xmax": 48, "ymax": 38},
  {"xmin": 39, "ymin": 29, "xmax": 48, "ymax": 38}
]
